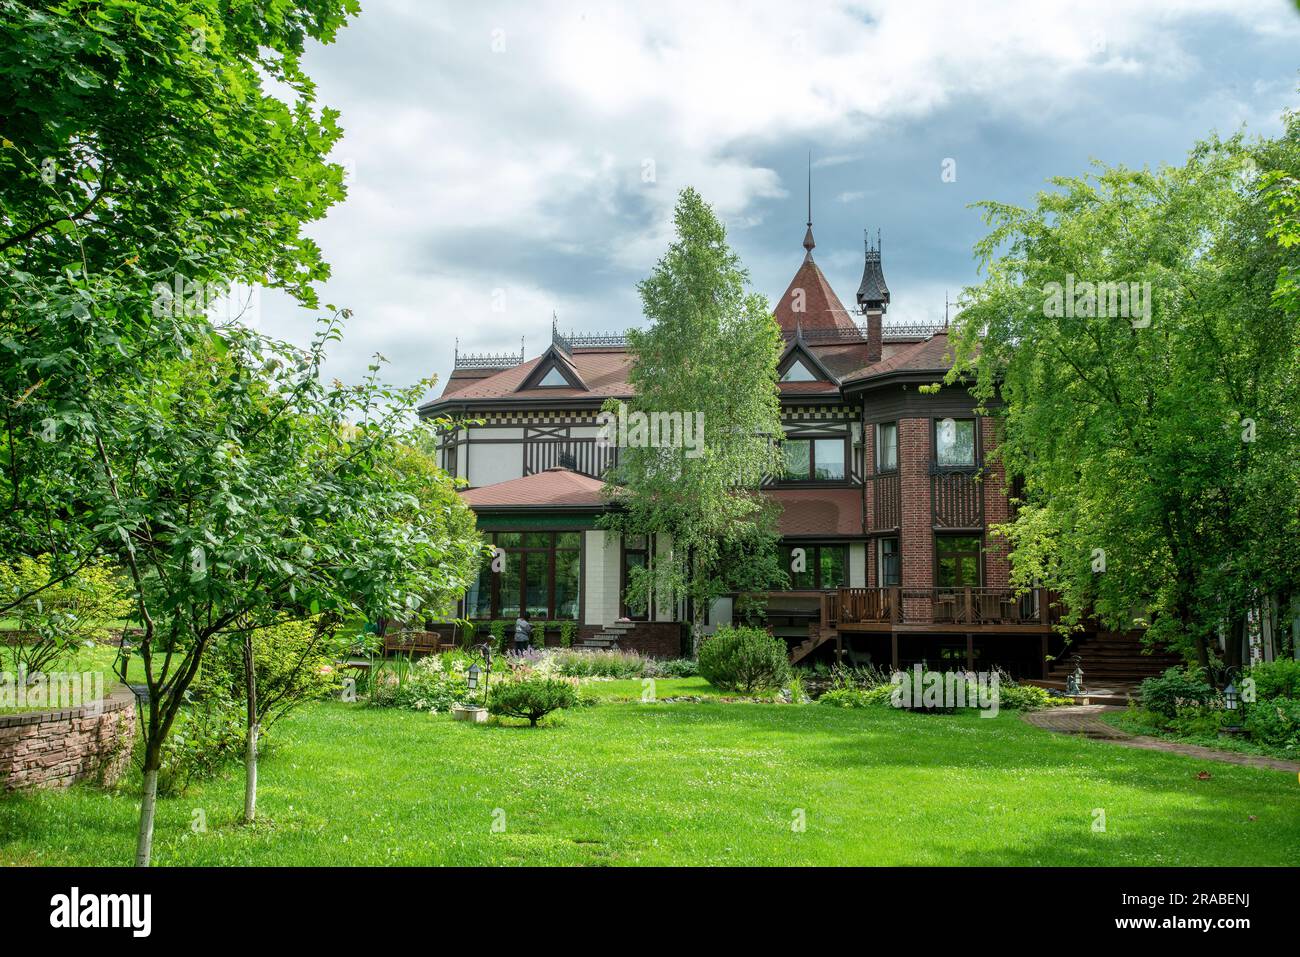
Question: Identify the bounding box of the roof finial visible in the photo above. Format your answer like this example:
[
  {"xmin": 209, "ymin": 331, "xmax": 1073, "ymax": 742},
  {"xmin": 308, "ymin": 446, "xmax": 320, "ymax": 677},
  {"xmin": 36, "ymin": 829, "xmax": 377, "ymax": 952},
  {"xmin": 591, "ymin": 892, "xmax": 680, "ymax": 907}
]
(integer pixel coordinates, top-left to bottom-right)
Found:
[
  {"xmin": 802, "ymin": 151, "xmax": 815, "ymax": 262},
  {"xmin": 944, "ymin": 291, "xmax": 949, "ymax": 327}
]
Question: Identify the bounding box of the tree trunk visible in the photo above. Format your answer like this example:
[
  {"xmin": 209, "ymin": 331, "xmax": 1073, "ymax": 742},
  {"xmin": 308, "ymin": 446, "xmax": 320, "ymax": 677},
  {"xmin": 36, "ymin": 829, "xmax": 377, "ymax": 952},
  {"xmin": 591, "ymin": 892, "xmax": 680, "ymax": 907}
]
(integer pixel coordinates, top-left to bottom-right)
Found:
[
  {"xmin": 243, "ymin": 631, "xmax": 259, "ymax": 824},
  {"xmin": 134, "ymin": 750, "xmax": 160, "ymax": 867},
  {"xmin": 244, "ymin": 722, "xmax": 259, "ymax": 824}
]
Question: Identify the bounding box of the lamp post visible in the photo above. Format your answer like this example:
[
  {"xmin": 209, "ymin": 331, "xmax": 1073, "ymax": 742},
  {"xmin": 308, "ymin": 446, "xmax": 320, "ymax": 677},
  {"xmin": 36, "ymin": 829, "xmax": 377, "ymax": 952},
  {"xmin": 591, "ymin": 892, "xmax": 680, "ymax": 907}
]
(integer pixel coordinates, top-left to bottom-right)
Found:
[
  {"xmin": 452, "ymin": 641, "xmax": 493, "ymax": 723},
  {"xmin": 1222, "ymin": 679, "xmax": 1243, "ymax": 735}
]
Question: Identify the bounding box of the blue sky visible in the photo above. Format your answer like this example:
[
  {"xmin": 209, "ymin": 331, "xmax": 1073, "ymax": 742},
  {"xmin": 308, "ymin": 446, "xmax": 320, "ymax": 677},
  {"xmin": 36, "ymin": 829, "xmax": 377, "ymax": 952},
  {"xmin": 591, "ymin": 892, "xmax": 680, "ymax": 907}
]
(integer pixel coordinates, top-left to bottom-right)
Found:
[{"xmin": 254, "ymin": 0, "xmax": 1300, "ymax": 401}]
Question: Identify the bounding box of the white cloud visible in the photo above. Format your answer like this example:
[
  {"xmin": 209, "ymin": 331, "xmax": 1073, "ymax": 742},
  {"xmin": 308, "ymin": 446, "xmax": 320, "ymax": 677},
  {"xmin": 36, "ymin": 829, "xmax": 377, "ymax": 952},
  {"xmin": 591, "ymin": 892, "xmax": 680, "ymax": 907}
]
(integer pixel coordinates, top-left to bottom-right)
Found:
[{"xmin": 260, "ymin": 0, "xmax": 1300, "ymax": 396}]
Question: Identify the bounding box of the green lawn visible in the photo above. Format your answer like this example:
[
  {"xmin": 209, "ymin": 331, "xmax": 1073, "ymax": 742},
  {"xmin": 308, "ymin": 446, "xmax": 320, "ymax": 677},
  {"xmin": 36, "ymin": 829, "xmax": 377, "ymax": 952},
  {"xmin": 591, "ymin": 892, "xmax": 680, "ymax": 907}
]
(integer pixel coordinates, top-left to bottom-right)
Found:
[{"xmin": 2, "ymin": 698, "xmax": 1297, "ymax": 866}]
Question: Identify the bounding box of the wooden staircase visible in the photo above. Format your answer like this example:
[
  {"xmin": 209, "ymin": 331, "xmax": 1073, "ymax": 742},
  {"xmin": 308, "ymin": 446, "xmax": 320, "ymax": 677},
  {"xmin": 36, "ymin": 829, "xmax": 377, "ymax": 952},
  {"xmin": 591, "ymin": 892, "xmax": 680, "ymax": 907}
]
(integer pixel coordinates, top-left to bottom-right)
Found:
[
  {"xmin": 791, "ymin": 624, "xmax": 836, "ymax": 665},
  {"xmin": 1045, "ymin": 630, "xmax": 1181, "ymax": 691}
]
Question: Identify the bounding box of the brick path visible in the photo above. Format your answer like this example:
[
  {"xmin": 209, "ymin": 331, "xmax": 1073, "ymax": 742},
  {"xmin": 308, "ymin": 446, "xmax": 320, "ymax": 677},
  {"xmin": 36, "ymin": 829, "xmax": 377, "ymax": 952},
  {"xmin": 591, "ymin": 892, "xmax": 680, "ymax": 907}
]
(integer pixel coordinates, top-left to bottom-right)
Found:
[{"xmin": 1022, "ymin": 705, "xmax": 1300, "ymax": 773}]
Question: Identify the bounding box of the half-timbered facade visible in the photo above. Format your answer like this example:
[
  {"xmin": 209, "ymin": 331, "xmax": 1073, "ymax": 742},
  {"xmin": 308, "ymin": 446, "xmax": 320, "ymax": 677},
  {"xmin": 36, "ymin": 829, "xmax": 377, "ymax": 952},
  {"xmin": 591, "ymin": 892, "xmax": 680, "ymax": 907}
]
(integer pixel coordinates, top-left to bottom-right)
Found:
[{"xmin": 421, "ymin": 222, "xmax": 1068, "ymax": 675}]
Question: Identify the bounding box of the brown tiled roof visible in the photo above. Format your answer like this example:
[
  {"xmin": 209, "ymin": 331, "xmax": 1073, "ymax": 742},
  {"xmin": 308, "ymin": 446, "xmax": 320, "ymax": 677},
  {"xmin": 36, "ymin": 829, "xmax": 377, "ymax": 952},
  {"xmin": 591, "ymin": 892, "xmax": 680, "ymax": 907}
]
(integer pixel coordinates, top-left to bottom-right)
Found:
[
  {"xmin": 772, "ymin": 259, "xmax": 860, "ymax": 334},
  {"xmin": 459, "ymin": 467, "xmax": 606, "ymax": 509},
  {"xmin": 434, "ymin": 348, "xmax": 635, "ymax": 405},
  {"xmin": 840, "ymin": 331, "xmax": 955, "ymax": 383},
  {"xmin": 766, "ymin": 488, "xmax": 864, "ymax": 536}
]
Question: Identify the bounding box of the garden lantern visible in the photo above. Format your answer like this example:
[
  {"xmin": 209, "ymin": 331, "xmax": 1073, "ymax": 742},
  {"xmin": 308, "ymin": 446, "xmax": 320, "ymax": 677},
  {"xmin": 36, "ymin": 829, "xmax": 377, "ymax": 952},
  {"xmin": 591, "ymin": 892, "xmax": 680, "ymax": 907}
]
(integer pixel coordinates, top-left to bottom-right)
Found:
[
  {"xmin": 467, "ymin": 663, "xmax": 480, "ymax": 692},
  {"xmin": 1224, "ymin": 681, "xmax": 1239, "ymax": 712}
]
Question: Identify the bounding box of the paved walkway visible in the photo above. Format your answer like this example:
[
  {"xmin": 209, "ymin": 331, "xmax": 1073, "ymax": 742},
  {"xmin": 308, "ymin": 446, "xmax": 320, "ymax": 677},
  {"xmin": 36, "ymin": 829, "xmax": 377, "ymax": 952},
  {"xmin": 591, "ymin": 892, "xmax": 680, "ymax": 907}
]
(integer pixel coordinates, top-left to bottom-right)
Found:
[{"xmin": 1022, "ymin": 704, "xmax": 1300, "ymax": 773}]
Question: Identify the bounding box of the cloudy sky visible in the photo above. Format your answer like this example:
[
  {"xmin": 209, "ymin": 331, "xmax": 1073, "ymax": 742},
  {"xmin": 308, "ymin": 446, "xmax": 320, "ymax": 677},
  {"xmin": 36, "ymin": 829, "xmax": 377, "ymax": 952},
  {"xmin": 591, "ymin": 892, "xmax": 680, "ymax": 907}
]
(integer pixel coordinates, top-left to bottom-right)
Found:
[{"xmin": 256, "ymin": 0, "xmax": 1300, "ymax": 401}]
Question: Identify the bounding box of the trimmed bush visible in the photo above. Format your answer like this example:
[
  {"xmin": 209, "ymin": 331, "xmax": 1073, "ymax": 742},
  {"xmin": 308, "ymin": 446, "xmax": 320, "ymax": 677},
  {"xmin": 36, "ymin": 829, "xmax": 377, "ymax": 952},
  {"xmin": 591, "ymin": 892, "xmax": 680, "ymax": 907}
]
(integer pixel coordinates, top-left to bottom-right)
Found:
[
  {"xmin": 697, "ymin": 626, "xmax": 789, "ymax": 693},
  {"xmin": 1138, "ymin": 666, "xmax": 1215, "ymax": 718},
  {"xmin": 488, "ymin": 677, "xmax": 579, "ymax": 727}
]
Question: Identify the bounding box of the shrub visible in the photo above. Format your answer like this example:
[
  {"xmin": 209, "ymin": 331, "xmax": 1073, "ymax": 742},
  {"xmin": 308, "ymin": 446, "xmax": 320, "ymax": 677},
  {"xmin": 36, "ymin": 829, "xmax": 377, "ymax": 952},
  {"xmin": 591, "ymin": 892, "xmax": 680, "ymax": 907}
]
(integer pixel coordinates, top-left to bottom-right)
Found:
[
  {"xmin": 697, "ymin": 626, "xmax": 789, "ymax": 693},
  {"xmin": 488, "ymin": 677, "xmax": 579, "ymax": 726},
  {"xmin": 1244, "ymin": 696, "xmax": 1300, "ymax": 751},
  {"xmin": 155, "ymin": 684, "xmax": 245, "ymax": 797},
  {"xmin": 1138, "ymin": 666, "xmax": 1215, "ymax": 718},
  {"xmin": 208, "ymin": 617, "xmax": 344, "ymax": 728},
  {"xmin": 559, "ymin": 620, "xmax": 577, "ymax": 648},
  {"xmin": 1247, "ymin": 658, "xmax": 1300, "ymax": 702},
  {"xmin": 552, "ymin": 648, "xmax": 648, "ymax": 679},
  {"xmin": 370, "ymin": 653, "xmax": 471, "ymax": 713},
  {"xmin": 489, "ymin": 620, "xmax": 509, "ymax": 655},
  {"xmin": 992, "ymin": 679, "xmax": 1056, "ymax": 712},
  {"xmin": 819, "ymin": 685, "xmax": 893, "ymax": 708},
  {"xmin": 652, "ymin": 658, "xmax": 699, "ymax": 678},
  {"xmin": 0, "ymin": 555, "xmax": 133, "ymax": 676}
]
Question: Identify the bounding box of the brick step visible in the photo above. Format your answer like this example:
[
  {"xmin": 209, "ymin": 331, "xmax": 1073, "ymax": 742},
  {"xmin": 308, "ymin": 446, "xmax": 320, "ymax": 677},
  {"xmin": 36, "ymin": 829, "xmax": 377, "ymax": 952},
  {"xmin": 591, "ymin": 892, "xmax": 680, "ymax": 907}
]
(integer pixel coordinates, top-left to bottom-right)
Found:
[{"xmin": 1050, "ymin": 657, "xmax": 1179, "ymax": 670}]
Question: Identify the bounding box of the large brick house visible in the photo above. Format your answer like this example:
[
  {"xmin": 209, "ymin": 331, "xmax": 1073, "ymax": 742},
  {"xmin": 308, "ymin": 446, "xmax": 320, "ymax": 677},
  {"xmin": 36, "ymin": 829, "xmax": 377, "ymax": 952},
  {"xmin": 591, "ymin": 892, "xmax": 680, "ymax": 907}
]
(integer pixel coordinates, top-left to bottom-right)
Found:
[{"xmin": 422, "ymin": 220, "xmax": 1074, "ymax": 677}]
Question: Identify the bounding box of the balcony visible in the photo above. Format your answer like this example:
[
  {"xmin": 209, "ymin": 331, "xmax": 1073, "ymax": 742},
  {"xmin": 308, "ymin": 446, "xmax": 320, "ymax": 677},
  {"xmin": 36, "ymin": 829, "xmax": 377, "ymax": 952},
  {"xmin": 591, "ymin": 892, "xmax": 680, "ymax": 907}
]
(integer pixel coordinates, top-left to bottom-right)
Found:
[
  {"xmin": 824, "ymin": 587, "xmax": 1059, "ymax": 633},
  {"xmin": 523, "ymin": 437, "xmax": 617, "ymax": 479}
]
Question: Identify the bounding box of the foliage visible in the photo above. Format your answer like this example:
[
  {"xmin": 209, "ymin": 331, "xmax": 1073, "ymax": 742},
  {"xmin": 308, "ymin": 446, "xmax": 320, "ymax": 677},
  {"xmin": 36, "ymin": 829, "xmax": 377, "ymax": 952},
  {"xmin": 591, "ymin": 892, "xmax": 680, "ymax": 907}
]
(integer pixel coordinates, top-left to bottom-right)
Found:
[
  {"xmin": 1243, "ymin": 697, "xmax": 1300, "ymax": 751},
  {"xmin": 651, "ymin": 657, "xmax": 698, "ymax": 678},
  {"xmin": 696, "ymin": 626, "xmax": 789, "ymax": 693},
  {"xmin": 489, "ymin": 620, "xmax": 509, "ymax": 655},
  {"xmin": 369, "ymin": 654, "xmax": 470, "ymax": 714},
  {"xmin": 1247, "ymin": 658, "xmax": 1300, "ymax": 702},
  {"xmin": 950, "ymin": 126, "xmax": 1300, "ymax": 670},
  {"xmin": 559, "ymin": 620, "xmax": 577, "ymax": 648},
  {"xmin": 487, "ymin": 676, "xmax": 579, "ymax": 727},
  {"xmin": 993, "ymin": 680, "xmax": 1057, "ymax": 712},
  {"xmin": 0, "ymin": 554, "xmax": 131, "ymax": 675},
  {"xmin": 209, "ymin": 616, "xmax": 345, "ymax": 731},
  {"xmin": 154, "ymin": 679, "xmax": 244, "ymax": 798},
  {"xmin": 602, "ymin": 188, "xmax": 786, "ymax": 646},
  {"xmin": 549, "ymin": 648, "xmax": 649, "ymax": 679},
  {"xmin": 1138, "ymin": 666, "xmax": 1216, "ymax": 719},
  {"xmin": 819, "ymin": 685, "xmax": 895, "ymax": 709}
]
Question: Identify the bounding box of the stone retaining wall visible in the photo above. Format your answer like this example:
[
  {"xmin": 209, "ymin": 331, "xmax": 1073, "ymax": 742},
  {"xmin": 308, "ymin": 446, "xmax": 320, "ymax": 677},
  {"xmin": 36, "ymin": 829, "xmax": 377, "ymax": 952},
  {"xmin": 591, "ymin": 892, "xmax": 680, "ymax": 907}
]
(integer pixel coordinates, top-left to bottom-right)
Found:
[{"xmin": 0, "ymin": 684, "xmax": 136, "ymax": 791}]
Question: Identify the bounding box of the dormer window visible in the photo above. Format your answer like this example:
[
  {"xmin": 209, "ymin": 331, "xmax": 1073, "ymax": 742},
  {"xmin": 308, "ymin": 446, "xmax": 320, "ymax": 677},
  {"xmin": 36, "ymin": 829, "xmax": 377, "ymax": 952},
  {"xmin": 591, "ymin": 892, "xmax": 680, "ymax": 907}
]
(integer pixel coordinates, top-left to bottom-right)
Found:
[
  {"xmin": 537, "ymin": 366, "xmax": 569, "ymax": 387},
  {"xmin": 780, "ymin": 358, "xmax": 818, "ymax": 382}
]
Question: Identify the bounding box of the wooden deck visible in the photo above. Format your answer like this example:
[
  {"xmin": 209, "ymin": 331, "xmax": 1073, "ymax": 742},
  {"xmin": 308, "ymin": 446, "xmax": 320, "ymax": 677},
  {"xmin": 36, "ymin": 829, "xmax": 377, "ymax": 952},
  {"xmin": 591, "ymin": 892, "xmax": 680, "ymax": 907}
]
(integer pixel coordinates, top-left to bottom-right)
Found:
[{"xmin": 826, "ymin": 587, "xmax": 1059, "ymax": 633}]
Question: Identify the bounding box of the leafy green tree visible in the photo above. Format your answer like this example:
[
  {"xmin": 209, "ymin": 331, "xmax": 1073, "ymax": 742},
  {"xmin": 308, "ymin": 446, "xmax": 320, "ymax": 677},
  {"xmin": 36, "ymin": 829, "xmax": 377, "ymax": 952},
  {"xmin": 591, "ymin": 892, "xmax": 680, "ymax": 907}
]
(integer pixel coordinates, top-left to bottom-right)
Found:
[
  {"xmin": 602, "ymin": 188, "xmax": 785, "ymax": 647},
  {"xmin": 0, "ymin": 0, "xmax": 355, "ymax": 588},
  {"xmin": 0, "ymin": 553, "xmax": 130, "ymax": 675},
  {"xmin": 96, "ymin": 322, "xmax": 482, "ymax": 864},
  {"xmin": 951, "ymin": 130, "xmax": 1300, "ymax": 673}
]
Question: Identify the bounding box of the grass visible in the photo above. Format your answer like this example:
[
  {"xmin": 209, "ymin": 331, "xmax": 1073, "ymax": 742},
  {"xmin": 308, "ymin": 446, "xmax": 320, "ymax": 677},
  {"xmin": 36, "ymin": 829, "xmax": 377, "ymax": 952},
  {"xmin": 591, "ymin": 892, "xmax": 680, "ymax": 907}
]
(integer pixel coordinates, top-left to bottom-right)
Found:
[
  {"xmin": 2, "ymin": 696, "xmax": 1298, "ymax": 867},
  {"xmin": 0, "ymin": 644, "xmax": 146, "ymax": 714}
]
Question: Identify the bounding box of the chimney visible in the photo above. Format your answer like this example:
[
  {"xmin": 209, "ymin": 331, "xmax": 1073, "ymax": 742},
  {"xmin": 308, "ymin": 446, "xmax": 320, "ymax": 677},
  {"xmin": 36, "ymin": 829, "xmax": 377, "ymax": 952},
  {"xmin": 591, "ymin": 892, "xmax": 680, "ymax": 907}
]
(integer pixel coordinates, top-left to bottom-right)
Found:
[{"xmin": 855, "ymin": 230, "xmax": 890, "ymax": 363}]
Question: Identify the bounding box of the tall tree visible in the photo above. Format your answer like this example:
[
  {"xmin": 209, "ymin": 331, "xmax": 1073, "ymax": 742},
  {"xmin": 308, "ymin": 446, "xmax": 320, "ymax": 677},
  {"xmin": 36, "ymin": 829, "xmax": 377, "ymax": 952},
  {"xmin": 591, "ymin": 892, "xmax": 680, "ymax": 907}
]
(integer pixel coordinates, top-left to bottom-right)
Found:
[
  {"xmin": 602, "ymin": 188, "xmax": 785, "ymax": 646},
  {"xmin": 950, "ymin": 130, "xmax": 1300, "ymax": 673}
]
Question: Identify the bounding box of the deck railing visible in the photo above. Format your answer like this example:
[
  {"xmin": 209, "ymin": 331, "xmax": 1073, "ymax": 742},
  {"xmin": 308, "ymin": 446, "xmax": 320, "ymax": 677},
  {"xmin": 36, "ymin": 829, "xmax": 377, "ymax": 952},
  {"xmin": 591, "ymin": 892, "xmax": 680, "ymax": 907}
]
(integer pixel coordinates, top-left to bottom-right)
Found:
[{"xmin": 833, "ymin": 587, "xmax": 1056, "ymax": 628}]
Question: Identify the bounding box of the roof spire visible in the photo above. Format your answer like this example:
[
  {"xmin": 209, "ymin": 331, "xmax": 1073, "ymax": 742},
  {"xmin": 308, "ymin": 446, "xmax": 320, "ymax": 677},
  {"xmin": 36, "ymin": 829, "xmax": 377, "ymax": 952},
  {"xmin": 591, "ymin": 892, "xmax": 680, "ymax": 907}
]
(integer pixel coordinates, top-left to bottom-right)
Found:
[
  {"xmin": 802, "ymin": 151, "xmax": 815, "ymax": 262},
  {"xmin": 856, "ymin": 227, "xmax": 890, "ymax": 314}
]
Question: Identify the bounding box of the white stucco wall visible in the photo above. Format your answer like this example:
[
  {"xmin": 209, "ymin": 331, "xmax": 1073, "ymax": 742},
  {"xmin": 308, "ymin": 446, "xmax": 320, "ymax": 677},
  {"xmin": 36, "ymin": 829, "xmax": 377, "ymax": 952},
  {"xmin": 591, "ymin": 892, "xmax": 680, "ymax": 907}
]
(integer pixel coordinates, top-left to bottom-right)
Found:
[
  {"xmin": 583, "ymin": 530, "xmax": 624, "ymax": 626},
  {"xmin": 466, "ymin": 434, "xmax": 523, "ymax": 487}
]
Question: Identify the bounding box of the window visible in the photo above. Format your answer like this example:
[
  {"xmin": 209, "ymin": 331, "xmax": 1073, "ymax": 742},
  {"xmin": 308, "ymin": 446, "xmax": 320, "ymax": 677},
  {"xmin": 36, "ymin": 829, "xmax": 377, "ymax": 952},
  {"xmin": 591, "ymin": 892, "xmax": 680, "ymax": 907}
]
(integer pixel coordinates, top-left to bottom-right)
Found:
[
  {"xmin": 780, "ymin": 543, "xmax": 848, "ymax": 590},
  {"xmin": 780, "ymin": 357, "xmax": 818, "ymax": 382},
  {"xmin": 935, "ymin": 418, "xmax": 976, "ymax": 467},
  {"xmin": 877, "ymin": 537, "xmax": 900, "ymax": 587},
  {"xmin": 876, "ymin": 422, "xmax": 898, "ymax": 473},
  {"xmin": 621, "ymin": 535, "xmax": 650, "ymax": 620},
  {"xmin": 537, "ymin": 366, "xmax": 569, "ymax": 387},
  {"xmin": 469, "ymin": 531, "xmax": 581, "ymax": 619},
  {"xmin": 936, "ymin": 534, "xmax": 981, "ymax": 588},
  {"xmin": 781, "ymin": 436, "xmax": 847, "ymax": 481}
]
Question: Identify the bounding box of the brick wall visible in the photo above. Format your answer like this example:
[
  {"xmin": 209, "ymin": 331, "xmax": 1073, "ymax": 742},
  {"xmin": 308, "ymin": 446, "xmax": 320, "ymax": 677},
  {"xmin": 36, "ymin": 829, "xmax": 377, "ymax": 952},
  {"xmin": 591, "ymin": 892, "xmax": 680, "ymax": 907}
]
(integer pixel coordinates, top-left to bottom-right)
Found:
[
  {"xmin": 583, "ymin": 622, "xmax": 684, "ymax": 658},
  {"xmin": 0, "ymin": 685, "xmax": 136, "ymax": 791},
  {"xmin": 980, "ymin": 416, "xmax": 1011, "ymax": 589},
  {"xmin": 898, "ymin": 417, "xmax": 933, "ymax": 618}
]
